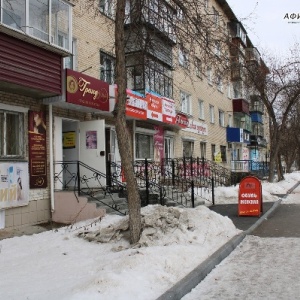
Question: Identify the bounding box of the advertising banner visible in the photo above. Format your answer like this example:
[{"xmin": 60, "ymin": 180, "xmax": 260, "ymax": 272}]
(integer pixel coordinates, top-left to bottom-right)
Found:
[
  {"xmin": 154, "ymin": 126, "xmax": 164, "ymax": 162},
  {"xmin": 126, "ymin": 90, "xmax": 147, "ymax": 120},
  {"xmin": 28, "ymin": 110, "xmax": 47, "ymax": 189},
  {"xmin": 162, "ymin": 97, "xmax": 176, "ymax": 124},
  {"xmin": 183, "ymin": 120, "xmax": 208, "ymax": 136},
  {"xmin": 146, "ymin": 92, "xmax": 163, "ymax": 122},
  {"xmin": 0, "ymin": 162, "xmax": 29, "ymax": 209},
  {"xmin": 66, "ymin": 69, "xmax": 109, "ymax": 111}
]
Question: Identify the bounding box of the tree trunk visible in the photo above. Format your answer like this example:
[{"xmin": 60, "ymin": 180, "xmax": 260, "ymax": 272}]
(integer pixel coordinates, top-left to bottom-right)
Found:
[
  {"xmin": 277, "ymin": 153, "xmax": 285, "ymax": 181},
  {"xmin": 114, "ymin": 0, "xmax": 141, "ymax": 244}
]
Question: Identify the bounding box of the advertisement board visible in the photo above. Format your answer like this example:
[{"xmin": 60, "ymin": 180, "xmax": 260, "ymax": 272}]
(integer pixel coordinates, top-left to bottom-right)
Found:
[{"xmin": 0, "ymin": 162, "xmax": 29, "ymax": 209}]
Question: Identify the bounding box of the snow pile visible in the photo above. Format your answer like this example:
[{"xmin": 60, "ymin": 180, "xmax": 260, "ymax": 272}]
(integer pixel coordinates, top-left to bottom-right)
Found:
[
  {"xmin": 0, "ymin": 205, "xmax": 241, "ymax": 300},
  {"xmin": 77, "ymin": 205, "xmax": 239, "ymax": 249},
  {"xmin": 212, "ymin": 171, "xmax": 300, "ymax": 205}
]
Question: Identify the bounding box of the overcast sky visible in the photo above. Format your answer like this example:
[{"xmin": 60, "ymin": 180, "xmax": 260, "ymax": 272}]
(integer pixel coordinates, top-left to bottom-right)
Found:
[{"xmin": 226, "ymin": 0, "xmax": 299, "ymax": 57}]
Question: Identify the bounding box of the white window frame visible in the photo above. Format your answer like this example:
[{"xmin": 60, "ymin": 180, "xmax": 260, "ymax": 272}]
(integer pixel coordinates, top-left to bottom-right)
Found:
[
  {"xmin": 100, "ymin": 51, "xmax": 115, "ymax": 84},
  {"xmin": 178, "ymin": 46, "xmax": 189, "ymax": 68},
  {"xmin": 209, "ymin": 105, "xmax": 215, "ymax": 123},
  {"xmin": 195, "ymin": 57, "xmax": 202, "ymax": 78},
  {"xmin": 228, "ymin": 114, "xmax": 233, "ymax": 127},
  {"xmin": 207, "ymin": 66, "xmax": 212, "ymax": 85},
  {"xmin": 198, "ymin": 99, "xmax": 205, "ymax": 120},
  {"xmin": 216, "ymin": 74, "xmax": 223, "ymax": 92},
  {"xmin": 215, "ymin": 41, "xmax": 221, "ymax": 57},
  {"xmin": 180, "ymin": 91, "xmax": 191, "ymax": 115},
  {"xmin": 219, "ymin": 109, "xmax": 225, "ymax": 127},
  {"xmin": 213, "ymin": 7, "xmax": 219, "ymax": 26}
]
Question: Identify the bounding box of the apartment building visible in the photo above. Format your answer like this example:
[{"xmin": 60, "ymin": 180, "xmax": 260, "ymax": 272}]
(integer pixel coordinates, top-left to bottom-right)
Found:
[{"xmin": 0, "ymin": 0, "xmax": 268, "ymax": 229}]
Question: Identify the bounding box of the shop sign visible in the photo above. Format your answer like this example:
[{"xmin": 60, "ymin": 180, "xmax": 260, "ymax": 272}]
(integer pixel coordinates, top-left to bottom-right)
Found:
[
  {"xmin": 162, "ymin": 97, "xmax": 176, "ymax": 124},
  {"xmin": 28, "ymin": 111, "xmax": 48, "ymax": 188},
  {"xmin": 126, "ymin": 90, "xmax": 147, "ymax": 120},
  {"xmin": 176, "ymin": 113, "xmax": 189, "ymax": 128},
  {"xmin": 63, "ymin": 131, "xmax": 76, "ymax": 149},
  {"xmin": 183, "ymin": 120, "xmax": 208, "ymax": 136},
  {"xmin": 154, "ymin": 126, "xmax": 164, "ymax": 162},
  {"xmin": 238, "ymin": 176, "xmax": 262, "ymax": 217},
  {"xmin": 0, "ymin": 162, "xmax": 29, "ymax": 209},
  {"xmin": 66, "ymin": 69, "xmax": 109, "ymax": 111},
  {"xmin": 146, "ymin": 92, "xmax": 163, "ymax": 121}
]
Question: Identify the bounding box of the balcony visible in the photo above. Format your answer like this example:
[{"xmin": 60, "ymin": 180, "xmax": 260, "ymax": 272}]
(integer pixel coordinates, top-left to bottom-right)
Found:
[
  {"xmin": 0, "ymin": 0, "xmax": 72, "ymax": 55},
  {"xmin": 249, "ymin": 95, "xmax": 264, "ymax": 114},
  {"xmin": 246, "ymin": 47, "xmax": 261, "ymax": 64},
  {"xmin": 231, "ymin": 63, "xmax": 242, "ymax": 80},
  {"xmin": 229, "ymin": 21, "xmax": 247, "ymax": 46},
  {"xmin": 226, "ymin": 127, "xmax": 250, "ymax": 144},
  {"xmin": 251, "ymin": 113, "xmax": 263, "ymax": 123},
  {"xmin": 125, "ymin": 0, "xmax": 176, "ymax": 44},
  {"xmin": 233, "ymin": 98, "xmax": 249, "ymax": 114},
  {"xmin": 252, "ymin": 123, "xmax": 264, "ymax": 137}
]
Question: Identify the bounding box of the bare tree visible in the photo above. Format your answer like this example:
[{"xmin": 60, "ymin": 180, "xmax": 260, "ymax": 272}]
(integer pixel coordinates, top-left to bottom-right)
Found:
[{"xmin": 244, "ymin": 45, "xmax": 300, "ymax": 182}]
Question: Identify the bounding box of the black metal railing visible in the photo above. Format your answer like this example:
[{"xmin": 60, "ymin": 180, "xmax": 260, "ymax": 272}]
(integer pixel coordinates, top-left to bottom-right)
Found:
[{"xmin": 54, "ymin": 161, "xmax": 128, "ymax": 215}]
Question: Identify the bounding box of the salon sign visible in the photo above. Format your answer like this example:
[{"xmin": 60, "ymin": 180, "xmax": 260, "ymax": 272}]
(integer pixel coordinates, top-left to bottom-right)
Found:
[
  {"xmin": 66, "ymin": 69, "xmax": 109, "ymax": 111},
  {"xmin": 182, "ymin": 120, "xmax": 208, "ymax": 136}
]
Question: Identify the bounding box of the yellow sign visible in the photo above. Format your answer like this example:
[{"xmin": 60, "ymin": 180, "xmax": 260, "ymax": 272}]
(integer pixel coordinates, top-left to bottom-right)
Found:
[
  {"xmin": 214, "ymin": 151, "xmax": 222, "ymax": 163},
  {"xmin": 63, "ymin": 131, "xmax": 76, "ymax": 149}
]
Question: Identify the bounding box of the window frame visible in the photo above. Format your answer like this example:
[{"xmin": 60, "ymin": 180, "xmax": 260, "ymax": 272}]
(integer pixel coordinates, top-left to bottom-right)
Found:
[
  {"xmin": 198, "ymin": 99, "xmax": 205, "ymax": 120},
  {"xmin": 180, "ymin": 91, "xmax": 191, "ymax": 115},
  {"xmin": 220, "ymin": 145, "xmax": 227, "ymax": 162},
  {"xmin": 209, "ymin": 105, "xmax": 215, "ymax": 123},
  {"xmin": 100, "ymin": 51, "xmax": 115, "ymax": 84},
  {"xmin": 219, "ymin": 109, "xmax": 225, "ymax": 127},
  {"xmin": 206, "ymin": 66, "xmax": 213, "ymax": 85},
  {"xmin": 99, "ymin": 0, "xmax": 115, "ymax": 19},
  {"xmin": 0, "ymin": 109, "xmax": 25, "ymax": 159},
  {"xmin": 178, "ymin": 46, "xmax": 189, "ymax": 68},
  {"xmin": 135, "ymin": 132, "xmax": 154, "ymax": 160}
]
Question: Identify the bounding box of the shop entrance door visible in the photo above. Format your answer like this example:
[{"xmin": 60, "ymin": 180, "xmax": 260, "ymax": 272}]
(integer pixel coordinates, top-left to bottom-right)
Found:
[{"xmin": 79, "ymin": 120, "xmax": 106, "ymax": 186}]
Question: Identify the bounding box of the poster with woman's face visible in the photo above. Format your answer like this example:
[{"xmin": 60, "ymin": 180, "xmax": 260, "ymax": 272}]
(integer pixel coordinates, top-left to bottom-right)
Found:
[
  {"xmin": 86, "ymin": 131, "xmax": 97, "ymax": 149},
  {"xmin": 29, "ymin": 111, "xmax": 47, "ymax": 135}
]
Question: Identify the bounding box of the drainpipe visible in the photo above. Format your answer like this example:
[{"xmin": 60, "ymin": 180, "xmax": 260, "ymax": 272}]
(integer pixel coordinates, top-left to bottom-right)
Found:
[{"xmin": 49, "ymin": 104, "xmax": 55, "ymax": 212}]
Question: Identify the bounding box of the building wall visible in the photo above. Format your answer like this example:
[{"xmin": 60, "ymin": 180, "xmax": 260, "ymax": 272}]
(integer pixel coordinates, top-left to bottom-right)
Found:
[{"xmin": 1, "ymin": 91, "xmax": 51, "ymax": 228}]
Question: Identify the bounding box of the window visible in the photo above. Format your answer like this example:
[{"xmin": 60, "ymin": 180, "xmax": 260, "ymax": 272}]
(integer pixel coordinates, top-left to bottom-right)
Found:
[
  {"xmin": 135, "ymin": 133, "xmax": 153, "ymax": 159},
  {"xmin": 164, "ymin": 137, "xmax": 174, "ymax": 160},
  {"xmin": 64, "ymin": 39, "xmax": 77, "ymax": 69},
  {"xmin": 178, "ymin": 46, "xmax": 189, "ymax": 68},
  {"xmin": 198, "ymin": 99, "xmax": 205, "ymax": 120},
  {"xmin": 0, "ymin": 110, "xmax": 25, "ymax": 158},
  {"xmin": 219, "ymin": 110, "xmax": 225, "ymax": 126},
  {"xmin": 195, "ymin": 57, "xmax": 202, "ymax": 78},
  {"xmin": 209, "ymin": 105, "xmax": 215, "ymax": 123},
  {"xmin": 204, "ymin": 0, "xmax": 209, "ymax": 9},
  {"xmin": 216, "ymin": 75, "xmax": 223, "ymax": 92},
  {"xmin": 181, "ymin": 91, "xmax": 191, "ymax": 114},
  {"xmin": 220, "ymin": 145, "xmax": 227, "ymax": 162},
  {"xmin": 183, "ymin": 141, "xmax": 194, "ymax": 157},
  {"xmin": 100, "ymin": 51, "xmax": 115, "ymax": 84},
  {"xmin": 206, "ymin": 66, "xmax": 212, "ymax": 85},
  {"xmin": 200, "ymin": 142, "xmax": 206, "ymax": 159},
  {"xmin": 213, "ymin": 7, "xmax": 219, "ymax": 26},
  {"xmin": 228, "ymin": 114, "xmax": 233, "ymax": 127},
  {"xmin": 99, "ymin": 0, "xmax": 114, "ymax": 18},
  {"xmin": 215, "ymin": 41, "xmax": 221, "ymax": 57},
  {"xmin": 211, "ymin": 144, "xmax": 216, "ymax": 161},
  {"xmin": 227, "ymin": 83, "xmax": 232, "ymax": 98}
]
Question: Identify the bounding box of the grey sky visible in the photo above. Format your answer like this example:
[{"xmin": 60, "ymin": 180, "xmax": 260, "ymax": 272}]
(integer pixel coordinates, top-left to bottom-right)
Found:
[{"xmin": 226, "ymin": 0, "xmax": 299, "ymax": 56}]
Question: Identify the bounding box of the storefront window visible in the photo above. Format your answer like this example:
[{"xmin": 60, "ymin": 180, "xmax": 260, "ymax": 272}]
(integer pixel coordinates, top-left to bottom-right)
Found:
[
  {"xmin": 135, "ymin": 133, "xmax": 153, "ymax": 159},
  {"xmin": 0, "ymin": 110, "xmax": 24, "ymax": 158},
  {"xmin": 183, "ymin": 141, "xmax": 194, "ymax": 157}
]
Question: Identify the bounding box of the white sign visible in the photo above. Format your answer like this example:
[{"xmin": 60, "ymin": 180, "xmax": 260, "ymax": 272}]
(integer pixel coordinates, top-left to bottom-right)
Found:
[
  {"xmin": 0, "ymin": 162, "xmax": 29, "ymax": 209},
  {"xmin": 182, "ymin": 120, "xmax": 208, "ymax": 136}
]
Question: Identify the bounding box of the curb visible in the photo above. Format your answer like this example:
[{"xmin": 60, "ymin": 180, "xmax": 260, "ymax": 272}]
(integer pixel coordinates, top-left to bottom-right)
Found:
[{"xmin": 156, "ymin": 198, "xmax": 283, "ymax": 300}]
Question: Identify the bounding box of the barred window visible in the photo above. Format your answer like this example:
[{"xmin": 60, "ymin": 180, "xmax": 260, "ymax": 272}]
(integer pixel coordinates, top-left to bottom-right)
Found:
[
  {"xmin": 0, "ymin": 110, "xmax": 25, "ymax": 158},
  {"xmin": 100, "ymin": 51, "xmax": 115, "ymax": 84}
]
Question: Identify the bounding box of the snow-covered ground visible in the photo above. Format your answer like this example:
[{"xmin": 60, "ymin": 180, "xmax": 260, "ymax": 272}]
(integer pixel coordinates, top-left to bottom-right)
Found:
[{"xmin": 0, "ymin": 172, "xmax": 299, "ymax": 300}]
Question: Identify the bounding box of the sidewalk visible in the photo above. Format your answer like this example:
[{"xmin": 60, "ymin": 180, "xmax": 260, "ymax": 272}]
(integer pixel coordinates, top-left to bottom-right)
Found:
[{"xmin": 157, "ymin": 181, "xmax": 300, "ymax": 300}]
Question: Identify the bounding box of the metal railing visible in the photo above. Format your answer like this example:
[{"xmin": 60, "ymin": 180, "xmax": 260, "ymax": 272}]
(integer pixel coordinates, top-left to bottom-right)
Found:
[{"xmin": 231, "ymin": 160, "xmax": 269, "ymax": 179}]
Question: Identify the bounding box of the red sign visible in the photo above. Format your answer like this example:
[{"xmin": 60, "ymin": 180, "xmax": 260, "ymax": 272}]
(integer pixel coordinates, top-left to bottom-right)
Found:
[
  {"xmin": 126, "ymin": 89, "xmax": 147, "ymax": 119},
  {"xmin": 238, "ymin": 176, "xmax": 263, "ymax": 217},
  {"xmin": 146, "ymin": 92, "xmax": 163, "ymax": 121},
  {"xmin": 162, "ymin": 97, "xmax": 176, "ymax": 124},
  {"xmin": 66, "ymin": 69, "xmax": 109, "ymax": 111},
  {"xmin": 176, "ymin": 113, "xmax": 189, "ymax": 128},
  {"xmin": 28, "ymin": 110, "xmax": 47, "ymax": 188}
]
